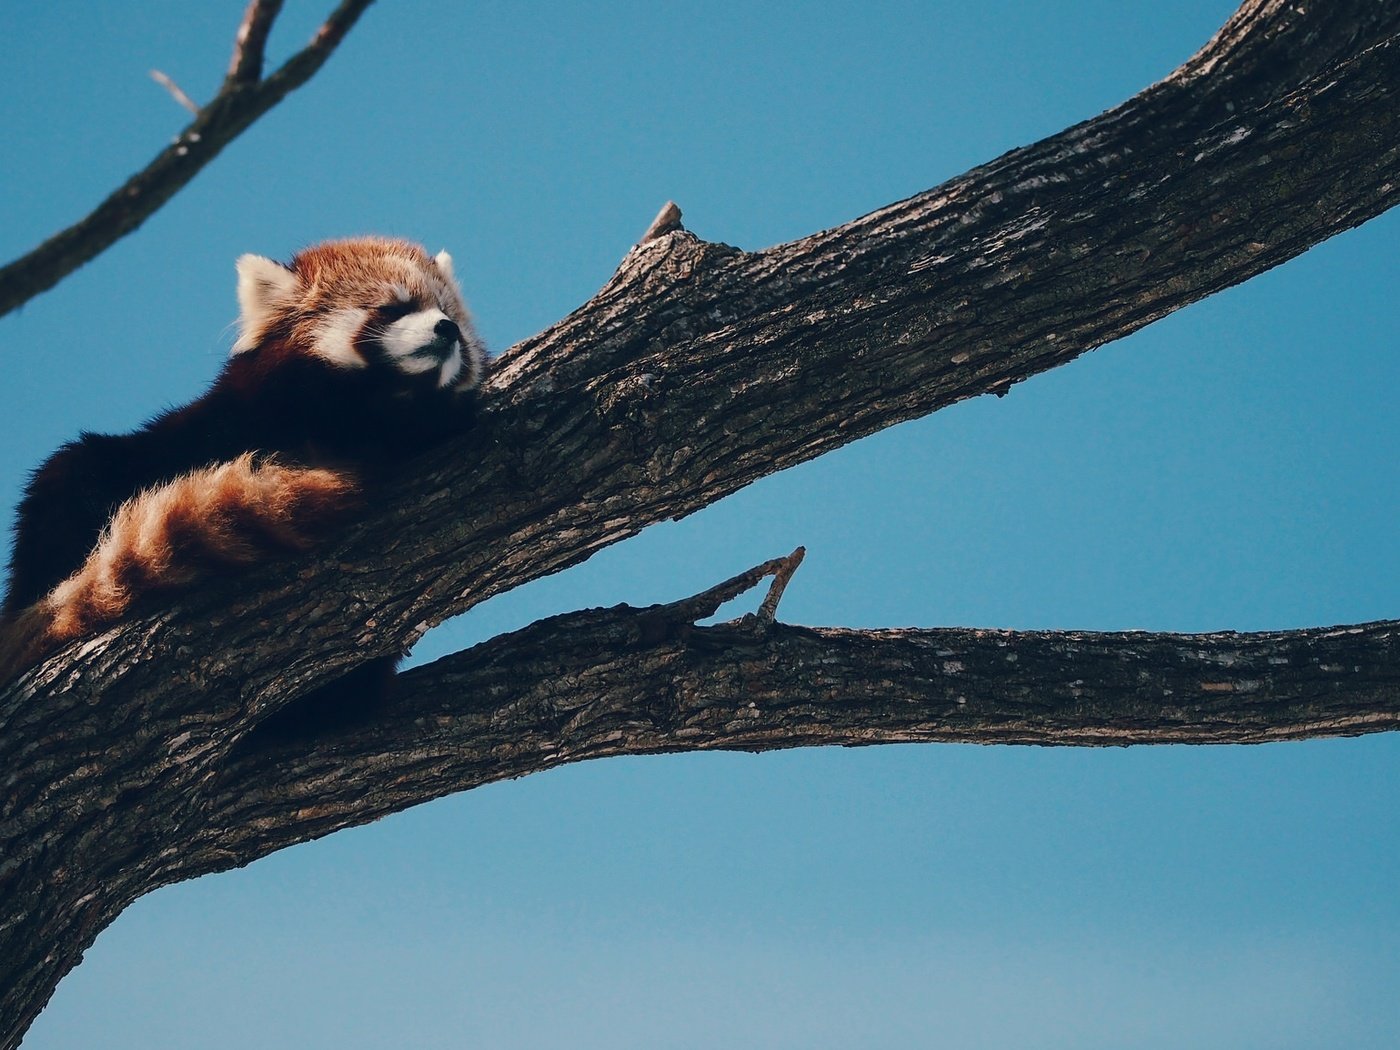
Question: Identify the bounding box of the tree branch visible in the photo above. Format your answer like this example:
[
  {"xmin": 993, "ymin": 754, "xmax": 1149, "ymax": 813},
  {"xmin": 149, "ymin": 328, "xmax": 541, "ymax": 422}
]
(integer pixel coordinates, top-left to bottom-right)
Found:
[
  {"xmin": 3, "ymin": 2, "xmax": 1399, "ymax": 1044},
  {"xmin": 0, "ymin": 0, "xmax": 374, "ymax": 320},
  {"xmin": 33, "ymin": 0, "xmax": 1387, "ymax": 716},
  {"xmin": 225, "ymin": 0, "xmax": 285, "ymax": 86},
  {"xmin": 196, "ymin": 561, "xmax": 1400, "ymax": 875},
  {"xmin": 7, "ymin": 2, "xmax": 1398, "ymax": 718}
]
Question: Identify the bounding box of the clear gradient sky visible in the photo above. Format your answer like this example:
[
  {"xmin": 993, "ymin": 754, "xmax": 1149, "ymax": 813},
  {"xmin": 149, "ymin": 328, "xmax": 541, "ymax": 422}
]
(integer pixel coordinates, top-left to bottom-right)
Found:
[{"xmin": 4, "ymin": 3, "xmax": 1398, "ymax": 1047}]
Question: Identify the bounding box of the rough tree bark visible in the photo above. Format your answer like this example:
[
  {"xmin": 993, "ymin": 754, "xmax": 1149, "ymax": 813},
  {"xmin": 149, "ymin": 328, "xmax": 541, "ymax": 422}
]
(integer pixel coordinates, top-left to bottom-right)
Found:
[{"xmin": 2, "ymin": 1, "xmax": 1398, "ymax": 1044}]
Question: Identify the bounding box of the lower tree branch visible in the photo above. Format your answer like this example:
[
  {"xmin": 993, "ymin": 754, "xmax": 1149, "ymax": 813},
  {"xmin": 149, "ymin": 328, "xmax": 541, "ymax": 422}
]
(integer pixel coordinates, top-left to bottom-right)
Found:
[{"xmin": 195, "ymin": 562, "xmax": 1400, "ymax": 876}]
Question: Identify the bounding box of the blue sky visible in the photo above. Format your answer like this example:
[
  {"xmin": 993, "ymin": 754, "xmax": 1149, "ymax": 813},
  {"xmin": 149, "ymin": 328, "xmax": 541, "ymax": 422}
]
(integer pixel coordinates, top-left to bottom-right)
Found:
[{"xmin": 4, "ymin": 2, "xmax": 1398, "ymax": 1047}]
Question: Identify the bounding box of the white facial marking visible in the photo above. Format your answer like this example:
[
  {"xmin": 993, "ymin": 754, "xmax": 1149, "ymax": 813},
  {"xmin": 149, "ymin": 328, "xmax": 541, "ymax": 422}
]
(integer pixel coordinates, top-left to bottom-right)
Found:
[
  {"xmin": 233, "ymin": 254, "xmax": 300, "ymax": 354},
  {"xmin": 381, "ymin": 307, "xmax": 450, "ymax": 367},
  {"xmin": 392, "ymin": 350, "xmax": 440, "ymax": 375},
  {"xmin": 312, "ymin": 308, "xmax": 370, "ymax": 369},
  {"xmin": 380, "ymin": 308, "xmax": 445, "ymax": 361},
  {"xmin": 375, "ymin": 302, "xmax": 479, "ymax": 388},
  {"xmin": 437, "ymin": 346, "xmax": 463, "ymax": 389}
]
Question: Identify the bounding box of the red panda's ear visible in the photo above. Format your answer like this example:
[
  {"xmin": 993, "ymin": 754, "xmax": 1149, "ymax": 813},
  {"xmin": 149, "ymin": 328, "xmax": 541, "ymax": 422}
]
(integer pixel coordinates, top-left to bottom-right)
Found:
[
  {"xmin": 434, "ymin": 250, "xmax": 456, "ymax": 284},
  {"xmin": 233, "ymin": 254, "xmax": 300, "ymax": 354}
]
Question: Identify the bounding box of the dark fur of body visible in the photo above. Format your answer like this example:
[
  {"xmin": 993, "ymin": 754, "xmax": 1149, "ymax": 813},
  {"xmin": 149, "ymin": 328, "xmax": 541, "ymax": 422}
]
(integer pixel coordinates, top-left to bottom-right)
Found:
[{"xmin": 3, "ymin": 356, "xmax": 472, "ymax": 616}]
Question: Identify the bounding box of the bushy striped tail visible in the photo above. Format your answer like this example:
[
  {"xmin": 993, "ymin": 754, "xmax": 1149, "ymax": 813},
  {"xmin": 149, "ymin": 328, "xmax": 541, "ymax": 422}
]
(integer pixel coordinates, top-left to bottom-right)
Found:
[{"xmin": 0, "ymin": 454, "xmax": 358, "ymax": 682}]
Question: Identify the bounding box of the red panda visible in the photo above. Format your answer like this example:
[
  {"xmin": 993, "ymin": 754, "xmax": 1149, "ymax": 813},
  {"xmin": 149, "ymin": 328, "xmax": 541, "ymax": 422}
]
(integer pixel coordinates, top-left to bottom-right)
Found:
[{"xmin": 1, "ymin": 236, "xmax": 487, "ymax": 684}]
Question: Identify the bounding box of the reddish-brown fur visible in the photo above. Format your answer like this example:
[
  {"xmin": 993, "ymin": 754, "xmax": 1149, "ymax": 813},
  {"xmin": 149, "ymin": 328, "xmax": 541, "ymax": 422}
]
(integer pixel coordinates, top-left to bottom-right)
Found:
[
  {"xmin": 1, "ymin": 237, "xmax": 483, "ymax": 683},
  {"xmin": 44, "ymin": 456, "xmax": 359, "ymax": 642}
]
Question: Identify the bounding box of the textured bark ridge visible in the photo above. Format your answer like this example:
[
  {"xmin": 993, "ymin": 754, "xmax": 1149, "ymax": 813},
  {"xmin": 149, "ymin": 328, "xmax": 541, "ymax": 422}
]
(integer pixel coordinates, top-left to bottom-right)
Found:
[
  {"xmin": 207, "ymin": 561, "xmax": 1400, "ymax": 867},
  {"xmin": 2, "ymin": 2, "xmax": 1399, "ymax": 1044}
]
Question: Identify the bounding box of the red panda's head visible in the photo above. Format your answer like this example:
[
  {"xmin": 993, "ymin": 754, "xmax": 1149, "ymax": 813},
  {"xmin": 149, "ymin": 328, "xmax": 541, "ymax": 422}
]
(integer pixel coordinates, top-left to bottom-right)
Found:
[{"xmin": 232, "ymin": 236, "xmax": 486, "ymax": 393}]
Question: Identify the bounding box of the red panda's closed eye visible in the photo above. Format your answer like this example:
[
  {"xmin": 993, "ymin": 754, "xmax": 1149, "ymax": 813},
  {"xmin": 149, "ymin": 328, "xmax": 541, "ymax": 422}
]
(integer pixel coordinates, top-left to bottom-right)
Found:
[{"xmin": 376, "ymin": 301, "xmax": 417, "ymax": 320}]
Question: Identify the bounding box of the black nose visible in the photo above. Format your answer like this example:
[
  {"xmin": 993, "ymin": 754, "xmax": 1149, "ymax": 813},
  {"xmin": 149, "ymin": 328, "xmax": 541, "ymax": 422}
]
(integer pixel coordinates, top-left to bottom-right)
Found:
[{"xmin": 434, "ymin": 318, "xmax": 461, "ymax": 343}]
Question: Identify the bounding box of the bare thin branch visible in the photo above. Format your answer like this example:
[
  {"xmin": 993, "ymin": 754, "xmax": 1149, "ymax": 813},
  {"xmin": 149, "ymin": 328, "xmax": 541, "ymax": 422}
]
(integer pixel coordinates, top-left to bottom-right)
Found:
[
  {"xmin": 307, "ymin": 0, "xmax": 372, "ymax": 52},
  {"xmin": 225, "ymin": 0, "xmax": 285, "ymax": 86},
  {"xmin": 0, "ymin": 0, "xmax": 375, "ymax": 321}
]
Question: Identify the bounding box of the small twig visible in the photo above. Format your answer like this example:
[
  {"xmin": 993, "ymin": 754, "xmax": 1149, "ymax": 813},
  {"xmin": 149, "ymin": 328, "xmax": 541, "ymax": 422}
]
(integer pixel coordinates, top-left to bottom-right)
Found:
[
  {"xmin": 639, "ymin": 200, "xmax": 683, "ymax": 245},
  {"xmin": 148, "ymin": 70, "xmax": 200, "ymax": 116},
  {"xmin": 673, "ymin": 553, "xmax": 791, "ymax": 623},
  {"xmin": 666, "ymin": 546, "xmax": 807, "ymax": 625},
  {"xmin": 757, "ymin": 546, "xmax": 805, "ymax": 622},
  {"xmin": 226, "ymin": 0, "xmax": 285, "ymax": 86}
]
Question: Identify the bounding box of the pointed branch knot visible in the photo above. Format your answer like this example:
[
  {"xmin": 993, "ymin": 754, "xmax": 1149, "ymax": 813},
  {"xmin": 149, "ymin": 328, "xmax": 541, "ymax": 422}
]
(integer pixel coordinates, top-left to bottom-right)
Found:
[{"xmin": 639, "ymin": 201, "xmax": 684, "ymax": 245}]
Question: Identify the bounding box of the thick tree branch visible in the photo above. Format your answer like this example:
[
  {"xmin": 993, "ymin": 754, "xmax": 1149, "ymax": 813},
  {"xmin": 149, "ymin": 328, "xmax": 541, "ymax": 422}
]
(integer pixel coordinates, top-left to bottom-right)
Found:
[
  {"xmin": 2, "ymin": 2, "xmax": 1399, "ymax": 1044},
  {"xmin": 0, "ymin": 0, "xmax": 374, "ymax": 320},
  {"xmin": 19, "ymin": 0, "xmax": 1385, "ymax": 713},
  {"xmin": 198, "ymin": 562, "xmax": 1400, "ymax": 875},
  {"xmin": 6, "ymin": 2, "xmax": 1397, "ymax": 720}
]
